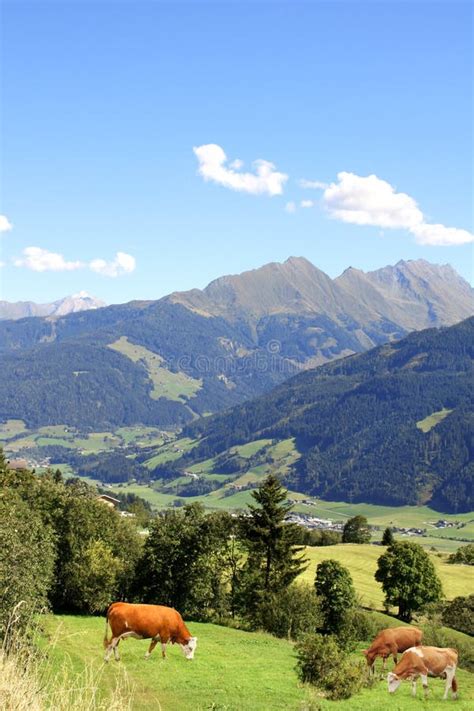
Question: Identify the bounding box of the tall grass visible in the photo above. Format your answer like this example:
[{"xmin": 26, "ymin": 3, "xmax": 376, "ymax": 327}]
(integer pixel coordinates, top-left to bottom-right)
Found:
[{"xmin": 0, "ymin": 605, "xmax": 135, "ymax": 711}]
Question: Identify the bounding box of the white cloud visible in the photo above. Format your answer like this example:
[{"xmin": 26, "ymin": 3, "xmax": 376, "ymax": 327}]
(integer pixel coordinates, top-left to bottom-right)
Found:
[
  {"xmin": 14, "ymin": 247, "xmax": 83, "ymax": 272},
  {"xmin": 300, "ymin": 200, "xmax": 315, "ymax": 208},
  {"xmin": 0, "ymin": 215, "xmax": 13, "ymax": 233},
  {"xmin": 323, "ymin": 172, "xmax": 423, "ymax": 229},
  {"xmin": 299, "ymin": 179, "xmax": 328, "ymax": 190},
  {"xmin": 0, "ymin": 261, "xmax": 4, "ymax": 268},
  {"xmin": 315, "ymin": 171, "xmax": 473, "ymax": 247},
  {"xmin": 14, "ymin": 248, "xmax": 136, "ymax": 276},
  {"xmin": 285, "ymin": 201, "xmax": 296, "ymax": 213},
  {"xmin": 411, "ymin": 223, "xmax": 473, "ymax": 246},
  {"xmin": 193, "ymin": 143, "xmax": 287, "ymax": 196},
  {"xmin": 89, "ymin": 251, "xmax": 136, "ymax": 277}
]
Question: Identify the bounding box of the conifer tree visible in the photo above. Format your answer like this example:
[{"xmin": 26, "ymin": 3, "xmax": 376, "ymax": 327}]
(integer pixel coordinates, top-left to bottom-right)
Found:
[
  {"xmin": 239, "ymin": 475, "xmax": 308, "ymax": 618},
  {"xmin": 382, "ymin": 527, "xmax": 394, "ymax": 546}
]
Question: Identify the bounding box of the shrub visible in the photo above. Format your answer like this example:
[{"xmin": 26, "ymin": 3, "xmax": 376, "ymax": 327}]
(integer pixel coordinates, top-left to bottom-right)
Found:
[
  {"xmin": 422, "ymin": 623, "xmax": 474, "ymax": 672},
  {"xmin": 337, "ymin": 609, "xmax": 380, "ymax": 650},
  {"xmin": 295, "ymin": 633, "xmax": 365, "ymax": 700},
  {"xmin": 448, "ymin": 544, "xmax": 474, "ymax": 565},
  {"xmin": 442, "ymin": 595, "xmax": 474, "ymax": 637},
  {"xmin": 256, "ymin": 584, "xmax": 322, "ymax": 640}
]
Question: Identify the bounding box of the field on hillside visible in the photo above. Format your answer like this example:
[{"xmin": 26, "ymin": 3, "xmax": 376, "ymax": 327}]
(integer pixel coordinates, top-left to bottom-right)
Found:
[
  {"xmin": 299, "ymin": 544, "xmax": 473, "ymax": 609},
  {"xmin": 108, "ymin": 337, "xmax": 202, "ymax": 402},
  {"xmin": 39, "ymin": 614, "xmax": 474, "ymax": 711}
]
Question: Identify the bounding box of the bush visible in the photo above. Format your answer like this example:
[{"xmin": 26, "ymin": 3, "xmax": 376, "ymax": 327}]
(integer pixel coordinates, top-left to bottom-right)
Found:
[
  {"xmin": 255, "ymin": 584, "xmax": 322, "ymax": 640},
  {"xmin": 448, "ymin": 544, "xmax": 474, "ymax": 565},
  {"xmin": 337, "ymin": 609, "xmax": 380, "ymax": 650},
  {"xmin": 295, "ymin": 633, "xmax": 365, "ymax": 700},
  {"xmin": 442, "ymin": 595, "xmax": 474, "ymax": 637},
  {"xmin": 422, "ymin": 623, "xmax": 474, "ymax": 672}
]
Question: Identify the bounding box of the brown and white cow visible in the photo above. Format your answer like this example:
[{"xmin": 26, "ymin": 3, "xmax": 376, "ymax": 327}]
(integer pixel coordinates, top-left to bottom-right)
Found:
[
  {"xmin": 387, "ymin": 646, "xmax": 458, "ymax": 700},
  {"xmin": 103, "ymin": 602, "xmax": 197, "ymax": 662},
  {"xmin": 362, "ymin": 626, "xmax": 423, "ymax": 672}
]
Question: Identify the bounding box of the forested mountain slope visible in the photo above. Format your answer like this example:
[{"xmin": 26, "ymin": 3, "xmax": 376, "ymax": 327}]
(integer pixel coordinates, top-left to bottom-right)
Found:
[
  {"xmin": 180, "ymin": 318, "xmax": 474, "ymax": 512},
  {"xmin": 0, "ymin": 258, "xmax": 471, "ymax": 429}
]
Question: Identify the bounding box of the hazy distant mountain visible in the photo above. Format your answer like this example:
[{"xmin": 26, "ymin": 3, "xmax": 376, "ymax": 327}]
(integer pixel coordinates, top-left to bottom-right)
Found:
[
  {"xmin": 0, "ymin": 292, "xmax": 106, "ymax": 320},
  {"xmin": 0, "ymin": 258, "xmax": 471, "ymax": 429}
]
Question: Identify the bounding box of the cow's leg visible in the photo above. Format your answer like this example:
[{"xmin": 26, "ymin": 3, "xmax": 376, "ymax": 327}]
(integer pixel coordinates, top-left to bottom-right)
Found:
[
  {"xmin": 444, "ymin": 668, "xmax": 455, "ymax": 700},
  {"xmin": 382, "ymin": 656, "xmax": 387, "ymax": 671},
  {"xmin": 421, "ymin": 674, "xmax": 429, "ymax": 698},
  {"xmin": 145, "ymin": 637, "xmax": 159, "ymax": 660},
  {"xmin": 104, "ymin": 636, "xmax": 120, "ymax": 663},
  {"xmin": 161, "ymin": 642, "xmax": 167, "ymax": 659},
  {"xmin": 113, "ymin": 638, "xmax": 121, "ymax": 662},
  {"xmin": 412, "ymin": 679, "xmax": 417, "ymax": 697}
]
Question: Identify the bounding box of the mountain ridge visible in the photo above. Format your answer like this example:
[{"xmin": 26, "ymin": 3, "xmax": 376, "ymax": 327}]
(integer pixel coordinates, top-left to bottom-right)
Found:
[{"xmin": 0, "ymin": 257, "xmax": 472, "ymax": 430}]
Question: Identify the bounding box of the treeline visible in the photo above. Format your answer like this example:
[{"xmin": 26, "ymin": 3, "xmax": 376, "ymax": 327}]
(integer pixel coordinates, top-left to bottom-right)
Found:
[
  {"xmin": 0, "ymin": 451, "xmax": 142, "ymax": 635},
  {"xmin": 180, "ymin": 318, "xmax": 474, "ymax": 512}
]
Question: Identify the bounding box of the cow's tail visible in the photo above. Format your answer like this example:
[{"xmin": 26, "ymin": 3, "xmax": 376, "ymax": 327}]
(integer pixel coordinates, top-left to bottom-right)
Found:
[{"xmin": 452, "ymin": 676, "xmax": 458, "ymax": 694}]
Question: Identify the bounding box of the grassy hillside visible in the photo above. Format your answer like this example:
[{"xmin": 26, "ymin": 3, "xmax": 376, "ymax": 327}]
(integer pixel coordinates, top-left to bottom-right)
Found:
[
  {"xmin": 40, "ymin": 614, "xmax": 474, "ymax": 711},
  {"xmin": 298, "ymin": 544, "xmax": 474, "ymax": 609},
  {"xmin": 181, "ymin": 317, "xmax": 474, "ymax": 512}
]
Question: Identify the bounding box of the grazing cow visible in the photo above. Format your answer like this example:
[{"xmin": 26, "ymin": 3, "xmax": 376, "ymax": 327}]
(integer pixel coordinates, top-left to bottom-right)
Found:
[
  {"xmin": 387, "ymin": 646, "xmax": 458, "ymax": 700},
  {"xmin": 103, "ymin": 602, "xmax": 197, "ymax": 662},
  {"xmin": 362, "ymin": 626, "xmax": 423, "ymax": 672}
]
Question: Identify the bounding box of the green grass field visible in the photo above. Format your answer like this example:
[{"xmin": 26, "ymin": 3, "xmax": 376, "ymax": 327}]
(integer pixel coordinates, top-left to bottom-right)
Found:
[
  {"xmin": 108, "ymin": 336, "xmax": 202, "ymax": 402},
  {"xmin": 39, "ymin": 614, "xmax": 474, "ymax": 711},
  {"xmin": 416, "ymin": 408, "xmax": 453, "ymax": 433},
  {"xmin": 299, "ymin": 544, "xmax": 473, "ymax": 609}
]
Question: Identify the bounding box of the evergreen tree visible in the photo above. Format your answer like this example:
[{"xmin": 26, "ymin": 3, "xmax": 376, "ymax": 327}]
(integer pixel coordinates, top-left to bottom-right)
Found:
[
  {"xmin": 238, "ymin": 475, "xmax": 308, "ymax": 620},
  {"xmin": 382, "ymin": 527, "xmax": 394, "ymax": 546},
  {"xmin": 314, "ymin": 559, "xmax": 356, "ymax": 634},
  {"xmin": 375, "ymin": 541, "xmax": 443, "ymax": 621},
  {"xmin": 342, "ymin": 515, "xmax": 371, "ymax": 544}
]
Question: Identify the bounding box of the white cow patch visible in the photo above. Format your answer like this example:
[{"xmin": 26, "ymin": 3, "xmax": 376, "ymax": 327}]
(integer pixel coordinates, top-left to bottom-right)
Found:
[{"xmin": 406, "ymin": 646, "xmax": 423, "ymax": 657}]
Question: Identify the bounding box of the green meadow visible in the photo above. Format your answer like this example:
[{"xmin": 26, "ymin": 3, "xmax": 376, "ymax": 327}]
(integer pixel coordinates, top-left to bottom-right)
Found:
[
  {"xmin": 39, "ymin": 614, "xmax": 474, "ymax": 711},
  {"xmin": 108, "ymin": 336, "xmax": 202, "ymax": 402},
  {"xmin": 299, "ymin": 544, "xmax": 473, "ymax": 609}
]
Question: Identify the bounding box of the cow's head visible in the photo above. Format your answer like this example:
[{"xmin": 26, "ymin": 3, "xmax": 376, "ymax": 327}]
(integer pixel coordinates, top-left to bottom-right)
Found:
[
  {"xmin": 387, "ymin": 672, "xmax": 401, "ymax": 694},
  {"xmin": 362, "ymin": 649, "xmax": 375, "ymax": 667},
  {"xmin": 181, "ymin": 636, "xmax": 198, "ymax": 660}
]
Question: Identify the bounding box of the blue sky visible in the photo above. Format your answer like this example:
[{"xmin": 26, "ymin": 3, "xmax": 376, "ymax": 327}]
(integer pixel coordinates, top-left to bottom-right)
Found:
[{"xmin": 1, "ymin": 0, "xmax": 472, "ymax": 304}]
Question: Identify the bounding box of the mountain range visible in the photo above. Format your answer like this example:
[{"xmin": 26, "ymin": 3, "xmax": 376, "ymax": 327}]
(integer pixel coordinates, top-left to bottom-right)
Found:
[
  {"xmin": 178, "ymin": 317, "xmax": 474, "ymax": 512},
  {"xmin": 0, "ymin": 292, "xmax": 106, "ymax": 320},
  {"xmin": 0, "ymin": 257, "xmax": 472, "ymax": 429}
]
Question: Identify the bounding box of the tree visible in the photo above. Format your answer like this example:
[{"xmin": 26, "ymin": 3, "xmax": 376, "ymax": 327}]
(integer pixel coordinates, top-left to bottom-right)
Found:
[
  {"xmin": 0, "ymin": 492, "xmax": 55, "ymax": 637},
  {"xmin": 342, "ymin": 516, "xmax": 371, "ymax": 544},
  {"xmin": 238, "ymin": 475, "xmax": 308, "ymax": 621},
  {"xmin": 375, "ymin": 541, "xmax": 443, "ymax": 621},
  {"xmin": 382, "ymin": 527, "xmax": 394, "ymax": 546},
  {"xmin": 135, "ymin": 504, "xmax": 236, "ymax": 619},
  {"xmin": 314, "ymin": 559, "xmax": 356, "ymax": 634}
]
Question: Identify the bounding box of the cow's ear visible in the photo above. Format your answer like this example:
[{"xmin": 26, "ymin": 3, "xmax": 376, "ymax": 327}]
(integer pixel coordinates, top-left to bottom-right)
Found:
[{"xmin": 362, "ymin": 649, "xmax": 368, "ymax": 656}]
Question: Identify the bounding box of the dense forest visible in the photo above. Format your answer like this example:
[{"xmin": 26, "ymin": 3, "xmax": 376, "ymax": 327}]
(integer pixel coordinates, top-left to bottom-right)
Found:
[{"xmin": 178, "ymin": 318, "xmax": 474, "ymax": 512}]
